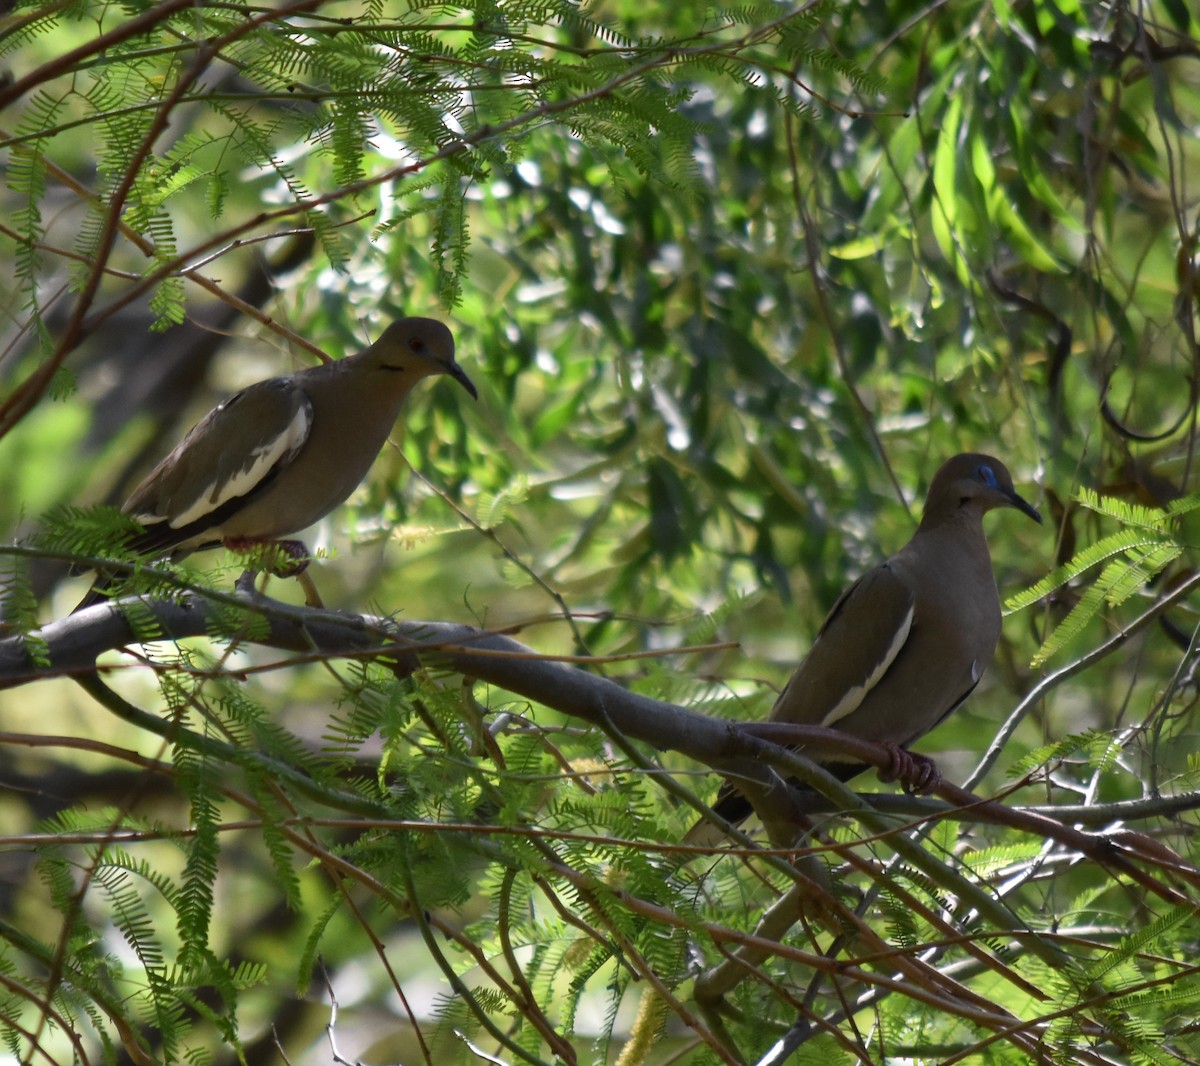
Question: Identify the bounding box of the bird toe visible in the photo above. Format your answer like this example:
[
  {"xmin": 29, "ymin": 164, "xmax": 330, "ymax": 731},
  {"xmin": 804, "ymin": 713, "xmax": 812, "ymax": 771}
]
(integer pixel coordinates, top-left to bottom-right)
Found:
[{"xmin": 879, "ymin": 743, "xmax": 942, "ymax": 794}]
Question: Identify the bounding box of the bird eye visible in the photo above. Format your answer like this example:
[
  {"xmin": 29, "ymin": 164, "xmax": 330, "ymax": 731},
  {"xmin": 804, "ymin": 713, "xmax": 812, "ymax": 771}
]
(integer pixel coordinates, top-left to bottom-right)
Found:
[
  {"xmin": 977, "ymin": 463, "xmax": 998, "ymax": 488},
  {"xmin": 410, "ymin": 337, "xmax": 426, "ymax": 352}
]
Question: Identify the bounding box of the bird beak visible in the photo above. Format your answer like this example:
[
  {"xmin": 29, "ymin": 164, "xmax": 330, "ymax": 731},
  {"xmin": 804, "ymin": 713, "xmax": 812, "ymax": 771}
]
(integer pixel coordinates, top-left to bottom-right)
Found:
[
  {"xmin": 1009, "ymin": 491, "xmax": 1042, "ymax": 524},
  {"xmin": 448, "ymin": 361, "xmax": 478, "ymax": 400}
]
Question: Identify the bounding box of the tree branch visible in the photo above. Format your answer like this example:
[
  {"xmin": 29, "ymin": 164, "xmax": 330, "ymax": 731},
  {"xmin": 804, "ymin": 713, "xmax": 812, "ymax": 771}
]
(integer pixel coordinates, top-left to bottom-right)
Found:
[{"xmin": 6, "ymin": 589, "xmax": 1199, "ymax": 906}]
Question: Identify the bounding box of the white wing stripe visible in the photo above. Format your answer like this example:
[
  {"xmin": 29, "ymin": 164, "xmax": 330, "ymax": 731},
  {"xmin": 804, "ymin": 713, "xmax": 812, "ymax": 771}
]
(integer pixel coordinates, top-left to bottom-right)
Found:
[
  {"xmin": 169, "ymin": 406, "xmax": 311, "ymax": 529},
  {"xmin": 820, "ymin": 605, "xmax": 914, "ymax": 728}
]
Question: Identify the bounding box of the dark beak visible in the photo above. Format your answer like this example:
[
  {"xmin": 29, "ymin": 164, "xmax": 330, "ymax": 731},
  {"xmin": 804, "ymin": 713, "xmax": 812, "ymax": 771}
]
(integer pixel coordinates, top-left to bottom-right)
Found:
[
  {"xmin": 1009, "ymin": 490, "xmax": 1042, "ymax": 524},
  {"xmin": 448, "ymin": 361, "xmax": 478, "ymax": 400}
]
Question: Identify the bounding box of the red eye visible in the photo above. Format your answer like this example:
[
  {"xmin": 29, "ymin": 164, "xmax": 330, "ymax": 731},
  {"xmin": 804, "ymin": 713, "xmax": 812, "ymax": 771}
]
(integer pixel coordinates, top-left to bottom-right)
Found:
[{"xmin": 410, "ymin": 337, "xmax": 425, "ymax": 352}]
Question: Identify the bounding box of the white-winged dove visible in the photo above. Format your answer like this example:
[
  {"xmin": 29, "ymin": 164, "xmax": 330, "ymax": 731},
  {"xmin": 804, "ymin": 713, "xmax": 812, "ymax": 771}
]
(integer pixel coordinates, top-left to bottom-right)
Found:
[
  {"xmin": 698, "ymin": 453, "xmax": 1041, "ymax": 833},
  {"xmin": 78, "ymin": 317, "xmax": 475, "ymax": 606}
]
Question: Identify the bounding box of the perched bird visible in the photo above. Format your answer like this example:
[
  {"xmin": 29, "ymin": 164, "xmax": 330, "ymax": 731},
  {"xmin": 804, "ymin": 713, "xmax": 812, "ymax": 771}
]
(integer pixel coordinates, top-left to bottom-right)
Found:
[
  {"xmin": 77, "ymin": 317, "xmax": 475, "ymax": 607},
  {"xmin": 695, "ymin": 453, "xmax": 1041, "ymax": 836}
]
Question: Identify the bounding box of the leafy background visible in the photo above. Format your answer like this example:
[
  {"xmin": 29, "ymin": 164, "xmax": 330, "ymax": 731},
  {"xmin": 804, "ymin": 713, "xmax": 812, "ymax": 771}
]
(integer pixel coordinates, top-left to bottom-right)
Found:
[{"xmin": 1, "ymin": 0, "xmax": 1199, "ymax": 1063}]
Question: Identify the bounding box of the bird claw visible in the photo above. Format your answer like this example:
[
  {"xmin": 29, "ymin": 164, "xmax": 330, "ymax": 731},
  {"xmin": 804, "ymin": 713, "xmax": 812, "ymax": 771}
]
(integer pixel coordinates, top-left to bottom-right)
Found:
[
  {"xmin": 878, "ymin": 743, "xmax": 942, "ymax": 794},
  {"xmin": 224, "ymin": 537, "xmax": 311, "ymax": 577},
  {"xmin": 225, "ymin": 538, "xmax": 323, "ymax": 605},
  {"xmin": 267, "ymin": 539, "xmax": 312, "ymax": 577}
]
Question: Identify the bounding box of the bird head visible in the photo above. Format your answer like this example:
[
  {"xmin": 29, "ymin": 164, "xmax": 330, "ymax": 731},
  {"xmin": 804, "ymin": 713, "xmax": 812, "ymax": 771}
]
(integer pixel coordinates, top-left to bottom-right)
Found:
[
  {"xmin": 372, "ymin": 317, "xmax": 478, "ymax": 399},
  {"xmin": 921, "ymin": 453, "xmax": 1041, "ymax": 527}
]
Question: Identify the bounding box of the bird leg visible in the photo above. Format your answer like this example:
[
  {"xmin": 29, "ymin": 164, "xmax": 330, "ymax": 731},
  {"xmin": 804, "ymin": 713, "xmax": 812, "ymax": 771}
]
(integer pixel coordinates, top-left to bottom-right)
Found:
[
  {"xmin": 878, "ymin": 743, "xmax": 942, "ymax": 793},
  {"xmin": 294, "ymin": 570, "xmax": 325, "ymax": 608}
]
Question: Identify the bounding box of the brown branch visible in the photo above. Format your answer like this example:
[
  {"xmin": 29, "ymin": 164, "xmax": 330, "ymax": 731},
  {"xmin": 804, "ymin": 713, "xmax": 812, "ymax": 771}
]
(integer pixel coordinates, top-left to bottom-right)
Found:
[
  {"xmin": 0, "ymin": 0, "xmax": 326, "ymax": 439},
  {"xmin": 8, "ymin": 588, "xmax": 1197, "ymax": 909},
  {"xmin": 0, "ymin": 0, "xmax": 195, "ymax": 112},
  {"xmin": 8, "ymin": 588, "xmax": 1195, "ymax": 1059}
]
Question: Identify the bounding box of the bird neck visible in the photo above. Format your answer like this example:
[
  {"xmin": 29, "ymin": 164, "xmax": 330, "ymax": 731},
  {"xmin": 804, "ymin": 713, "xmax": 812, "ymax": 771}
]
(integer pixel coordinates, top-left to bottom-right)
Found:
[
  {"xmin": 913, "ymin": 502, "xmax": 991, "ymax": 560},
  {"xmin": 918, "ymin": 494, "xmax": 984, "ymax": 533},
  {"xmin": 298, "ymin": 355, "xmax": 425, "ymax": 455},
  {"xmin": 315, "ymin": 351, "xmax": 427, "ymax": 400}
]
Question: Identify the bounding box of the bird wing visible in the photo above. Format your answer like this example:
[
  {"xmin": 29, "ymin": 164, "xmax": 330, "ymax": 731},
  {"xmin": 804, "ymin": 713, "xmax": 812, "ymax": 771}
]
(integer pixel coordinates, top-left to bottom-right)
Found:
[
  {"xmin": 771, "ymin": 562, "xmax": 916, "ymax": 731},
  {"xmin": 124, "ymin": 378, "xmax": 313, "ymax": 553}
]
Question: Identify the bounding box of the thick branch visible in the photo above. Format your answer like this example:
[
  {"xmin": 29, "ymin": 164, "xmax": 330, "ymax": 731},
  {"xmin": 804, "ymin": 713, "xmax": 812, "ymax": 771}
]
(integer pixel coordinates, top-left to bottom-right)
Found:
[
  {"xmin": 4, "ymin": 590, "xmax": 1198, "ymax": 906},
  {"xmin": 1, "ymin": 592, "xmax": 747, "ymax": 765}
]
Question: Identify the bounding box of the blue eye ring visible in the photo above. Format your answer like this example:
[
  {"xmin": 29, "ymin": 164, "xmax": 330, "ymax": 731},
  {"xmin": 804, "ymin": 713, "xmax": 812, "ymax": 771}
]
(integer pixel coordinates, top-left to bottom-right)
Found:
[{"xmin": 978, "ymin": 463, "xmax": 998, "ymax": 489}]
